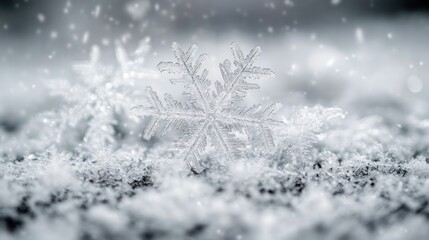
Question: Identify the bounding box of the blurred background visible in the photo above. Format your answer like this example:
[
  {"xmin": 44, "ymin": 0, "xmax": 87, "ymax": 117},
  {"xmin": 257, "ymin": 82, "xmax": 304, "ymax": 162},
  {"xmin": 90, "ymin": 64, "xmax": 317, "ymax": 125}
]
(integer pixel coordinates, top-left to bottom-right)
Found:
[{"xmin": 1, "ymin": 0, "xmax": 429, "ymax": 130}]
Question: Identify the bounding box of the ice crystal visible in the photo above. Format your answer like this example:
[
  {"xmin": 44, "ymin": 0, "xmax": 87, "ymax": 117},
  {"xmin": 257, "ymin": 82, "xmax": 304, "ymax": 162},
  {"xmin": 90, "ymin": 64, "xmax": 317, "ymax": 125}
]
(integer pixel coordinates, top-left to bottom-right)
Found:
[
  {"xmin": 131, "ymin": 42, "xmax": 284, "ymax": 173},
  {"xmin": 276, "ymin": 106, "xmax": 344, "ymax": 165},
  {"xmin": 47, "ymin": 42, "xmax": 156, "ymax": 151}
]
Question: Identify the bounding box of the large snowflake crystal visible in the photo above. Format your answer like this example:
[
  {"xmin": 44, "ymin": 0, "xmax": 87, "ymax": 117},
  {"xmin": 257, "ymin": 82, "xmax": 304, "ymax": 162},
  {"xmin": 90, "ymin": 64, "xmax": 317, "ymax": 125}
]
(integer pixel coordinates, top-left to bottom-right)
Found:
[{"xmin": 131, "ymin": 43, "xmax": 284, "ymax": 173}]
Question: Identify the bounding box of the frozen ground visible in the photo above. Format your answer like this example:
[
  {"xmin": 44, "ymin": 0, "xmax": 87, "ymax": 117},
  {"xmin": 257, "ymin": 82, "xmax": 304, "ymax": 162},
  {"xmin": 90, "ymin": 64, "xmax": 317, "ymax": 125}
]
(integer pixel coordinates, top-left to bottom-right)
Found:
[{"xmin": 1, "ymin": 1, "xmax": 429, "ymax": 240}]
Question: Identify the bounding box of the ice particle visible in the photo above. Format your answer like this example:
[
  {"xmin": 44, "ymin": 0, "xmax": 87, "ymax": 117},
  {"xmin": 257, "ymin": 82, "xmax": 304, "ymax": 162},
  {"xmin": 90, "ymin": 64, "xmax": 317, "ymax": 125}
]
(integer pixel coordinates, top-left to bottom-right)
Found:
[{"xmin": 407, "ymin": 76, "xmax": 423, "ymax": 93}]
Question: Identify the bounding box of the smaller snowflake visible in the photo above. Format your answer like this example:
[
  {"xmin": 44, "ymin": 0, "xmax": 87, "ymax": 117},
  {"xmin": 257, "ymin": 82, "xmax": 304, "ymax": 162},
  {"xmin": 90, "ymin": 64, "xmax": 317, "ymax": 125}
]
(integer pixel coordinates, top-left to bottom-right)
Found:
[
  {"xmin": 131, "ymin": 42, "xmax": 285, "ymax": 173},
  {"xmin": 48, "ymin": 42, "xmax": 155, "ymax": 151}
]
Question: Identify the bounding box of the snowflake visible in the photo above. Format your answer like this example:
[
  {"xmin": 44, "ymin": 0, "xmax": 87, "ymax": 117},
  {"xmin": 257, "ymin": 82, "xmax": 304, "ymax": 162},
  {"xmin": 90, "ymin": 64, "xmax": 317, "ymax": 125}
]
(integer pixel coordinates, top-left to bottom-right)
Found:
[
  {"xmin": 48, "ymin": 41, "xmax": 157, "ymax": 151},
  {"xmin": 131, "ymin": 42, "xmax": 285, "ymax": 173}
]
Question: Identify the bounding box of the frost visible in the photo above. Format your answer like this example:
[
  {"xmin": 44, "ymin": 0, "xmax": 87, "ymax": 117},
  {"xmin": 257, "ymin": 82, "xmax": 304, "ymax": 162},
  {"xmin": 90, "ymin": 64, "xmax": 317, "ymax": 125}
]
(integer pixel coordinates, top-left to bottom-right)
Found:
[
  {"xmin": 0, "ymin": 112, "xmax": 60, "ymax": 159},
  {"xmin": 131, "ymin": 42, "xmax": 284, "ymax": 173},
  {"xmin": 276, "ymin": 106, "xmax": 344, "ymax": 165}
]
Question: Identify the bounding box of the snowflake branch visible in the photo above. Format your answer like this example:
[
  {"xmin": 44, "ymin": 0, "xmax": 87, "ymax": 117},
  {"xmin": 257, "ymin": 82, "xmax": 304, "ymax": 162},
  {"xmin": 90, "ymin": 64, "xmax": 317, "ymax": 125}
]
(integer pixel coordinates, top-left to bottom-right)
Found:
[
  {"xmin": 176, "ymin": 44, "xmax": 210, "ymax": 110},
  {"xmin": 215, "ymin": 47, "xmax": 257, "ymax": 110},
  {"xmin": 220, "ymin": 103, "xmax": 285, "ymax": 128},
  {"xmin": 158, "ymin": 43, "xmax": 211, "ymax": 111},
  {"xmin": 211, "ymin": 122, "xmax": 232, "ymax": 156},
  {"xmin": 182, "ymin": 121, "xmax": 210, "ymax": 173},
  {"xmin": 130, "ymin": 87, "xmax": 206, "ymax": 139}
]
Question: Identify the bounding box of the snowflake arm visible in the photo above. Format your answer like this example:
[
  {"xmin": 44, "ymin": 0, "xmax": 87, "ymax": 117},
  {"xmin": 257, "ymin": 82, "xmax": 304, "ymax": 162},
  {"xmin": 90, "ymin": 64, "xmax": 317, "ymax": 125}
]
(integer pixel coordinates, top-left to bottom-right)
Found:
[
  {"xmin": 157, "ymin": 42, "xmax": 211, "ymax": 111},
  {"xmin": 209, "ymin": 122, "xmax": 245, "ymax": 157},
  {"xmin": 47, "ymin": 79, "xmax": 90, "ymax": 104},
  {"xmin": 84, "ymin": 113, "xmax": 117, "ymax": 149},
  {"xmin": 116, "ymin": 38, "xmax": 160, "ymax": 81},
  {"xmin": 215, "ymin": 43, "xmax": 275, "ymax": 110},
  {"xmin": 130, "ymin": 87, "xmax": 205, "ymax": 140},
  {"xmin": 72, "ymin": 50, "xmax": 114, "ymax": 87},
  {"xmin": 173, "ymin": 121, "xmax": 211, "ymax": 173},
  {"xmin": 220, "ymin": 103, "xmax": 284, "ymax": 150}
]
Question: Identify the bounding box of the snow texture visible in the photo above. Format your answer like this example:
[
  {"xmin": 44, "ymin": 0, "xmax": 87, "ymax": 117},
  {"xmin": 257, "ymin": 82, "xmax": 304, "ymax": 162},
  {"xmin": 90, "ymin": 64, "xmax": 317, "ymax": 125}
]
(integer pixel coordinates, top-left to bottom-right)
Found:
[{"xmin": 131, "ymin": 42, "xmax": 284, "ymax": 173}]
